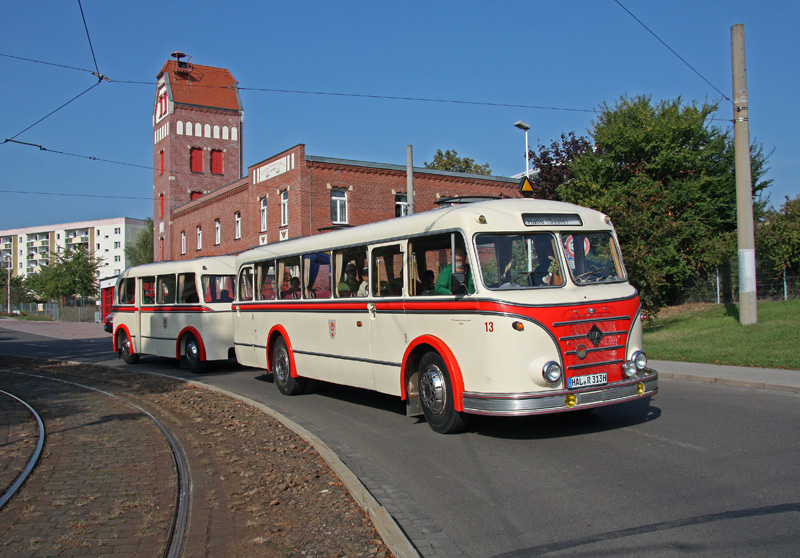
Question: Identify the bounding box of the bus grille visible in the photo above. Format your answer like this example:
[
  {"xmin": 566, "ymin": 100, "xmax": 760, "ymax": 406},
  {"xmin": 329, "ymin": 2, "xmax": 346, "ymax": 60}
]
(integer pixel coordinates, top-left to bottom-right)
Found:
[{"xmin": 553, "ymin": 309, "xmax": 632, "ymax": 384}]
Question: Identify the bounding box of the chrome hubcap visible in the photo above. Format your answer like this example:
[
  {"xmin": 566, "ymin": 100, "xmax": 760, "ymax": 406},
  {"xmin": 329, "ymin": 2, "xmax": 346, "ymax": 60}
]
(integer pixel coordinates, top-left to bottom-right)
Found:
[
  {"xmin": 420, "ymin": 365, "xmax": 446, "ymax": 415},
  {"xmin": 187, "ymin": 341, "xmax": 198, "ymax": 361},
  {"xmin": 275, "ymin": 350, "xmax": 289, "ymax": 382}
]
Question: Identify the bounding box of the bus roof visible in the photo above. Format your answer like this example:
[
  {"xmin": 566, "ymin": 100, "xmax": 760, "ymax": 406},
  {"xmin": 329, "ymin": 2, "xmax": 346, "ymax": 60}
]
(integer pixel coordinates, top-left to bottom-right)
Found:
[
  {"xmin": 235, "ymin": 198, "xmax": 612, "ymax": 267},
  {"xmin": 119, "ymin": 255, "xmax": 237, "ymax": 278}
]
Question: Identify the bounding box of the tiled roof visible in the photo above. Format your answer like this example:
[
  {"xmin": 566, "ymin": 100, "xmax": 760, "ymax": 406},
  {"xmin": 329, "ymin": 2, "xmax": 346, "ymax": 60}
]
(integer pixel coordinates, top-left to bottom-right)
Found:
[{"xmin": 158, "ymin": 60, "xmax": 241, "ymax": 111}]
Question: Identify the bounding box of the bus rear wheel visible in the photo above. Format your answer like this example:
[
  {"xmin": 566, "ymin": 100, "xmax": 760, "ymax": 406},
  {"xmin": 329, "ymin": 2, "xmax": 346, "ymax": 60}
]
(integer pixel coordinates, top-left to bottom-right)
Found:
[
  {"xmin": 118, "ymin": 333, "xmax": 139, "ymax": 365},
  {"xmin": 419, "ymin": 352, "xmax": 468, "ymax": 434},
  {"xmin": 184, "ymin": 334, "xmax": 206, "ymax": 374},
  {"xmin": 272, "ymin": 337, "xmax": 305, "ymax": 395}
]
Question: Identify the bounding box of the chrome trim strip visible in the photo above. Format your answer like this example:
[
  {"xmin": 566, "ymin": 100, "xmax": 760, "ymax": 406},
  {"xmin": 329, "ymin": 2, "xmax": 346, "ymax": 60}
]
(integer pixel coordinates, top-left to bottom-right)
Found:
[
  {"xmin": 552, "ymin": 315, "xmax": 630, "ymax": 327},
  {"xmin": 462, "ymin": 371, "xmax": 658, "ymax": 416}
]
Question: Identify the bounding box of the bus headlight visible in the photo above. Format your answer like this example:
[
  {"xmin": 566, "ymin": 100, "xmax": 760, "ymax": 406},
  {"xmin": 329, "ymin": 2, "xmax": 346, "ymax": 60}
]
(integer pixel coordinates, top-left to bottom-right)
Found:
[
  {"xmin": 622, "ymin": 360, "xmax": 637, "ymax": 378},
  {"xmin": 633, "ymin": 351, "xmax": 648, "ymax": 370},
  {"xmin": 542, "ymin": 361, "xmax": 562, "ymax": 384}
]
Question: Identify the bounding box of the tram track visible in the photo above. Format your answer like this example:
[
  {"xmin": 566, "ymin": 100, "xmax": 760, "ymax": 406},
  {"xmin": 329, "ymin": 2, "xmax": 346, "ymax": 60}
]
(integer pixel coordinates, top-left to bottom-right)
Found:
[
  {"xmin": 0, "ymin": 389, "xmax": 46, "ymax": 511},
  {"xmin": 0, "ymin": 368, "xmax": 189, "ymax": 558}
]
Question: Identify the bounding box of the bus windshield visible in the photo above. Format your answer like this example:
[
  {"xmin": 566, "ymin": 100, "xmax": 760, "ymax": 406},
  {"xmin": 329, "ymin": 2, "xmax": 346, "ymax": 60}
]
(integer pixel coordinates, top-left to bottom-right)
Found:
[{"xmin": 475, "ymin": 231, "xmax": 625, "ymax": 289}]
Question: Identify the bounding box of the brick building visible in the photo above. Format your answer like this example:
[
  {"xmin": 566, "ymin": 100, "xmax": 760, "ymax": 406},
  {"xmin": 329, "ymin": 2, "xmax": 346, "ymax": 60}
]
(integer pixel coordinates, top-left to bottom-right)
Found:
[{"xmin": 153, "ymin": 54, "xmax": 519, "ymax": 261}]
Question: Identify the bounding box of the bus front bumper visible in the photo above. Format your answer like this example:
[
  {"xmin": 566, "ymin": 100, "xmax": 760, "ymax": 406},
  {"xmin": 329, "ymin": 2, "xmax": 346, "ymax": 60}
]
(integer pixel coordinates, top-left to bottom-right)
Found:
[{"xmin": 462, "ymin": 370, "xmax": 658, "ymax": 416}]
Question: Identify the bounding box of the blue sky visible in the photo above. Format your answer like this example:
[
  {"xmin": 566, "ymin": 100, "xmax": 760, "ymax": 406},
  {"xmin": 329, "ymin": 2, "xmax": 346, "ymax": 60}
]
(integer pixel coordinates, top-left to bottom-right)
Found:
[{"xmin": 1, "ymin": 1, "xmax": 797, "ymax": 230}]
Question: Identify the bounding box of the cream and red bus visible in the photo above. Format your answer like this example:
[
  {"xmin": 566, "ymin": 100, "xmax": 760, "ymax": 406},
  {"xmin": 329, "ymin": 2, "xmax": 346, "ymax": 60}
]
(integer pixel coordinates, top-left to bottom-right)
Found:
[
  {"xmin": 112, "ymin": 256, "xmax": 237, "ymax": 373},
  {"xmin": 232, "ymin": 198, "xmax": 658, "ymax": 433}
]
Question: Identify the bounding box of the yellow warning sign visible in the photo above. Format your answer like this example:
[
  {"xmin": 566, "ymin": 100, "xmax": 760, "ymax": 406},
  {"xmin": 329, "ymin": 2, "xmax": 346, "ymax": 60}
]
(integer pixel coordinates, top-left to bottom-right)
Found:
[{"xmin": 518, "ymin": 176, "xmax": 535, "ymax": 197}]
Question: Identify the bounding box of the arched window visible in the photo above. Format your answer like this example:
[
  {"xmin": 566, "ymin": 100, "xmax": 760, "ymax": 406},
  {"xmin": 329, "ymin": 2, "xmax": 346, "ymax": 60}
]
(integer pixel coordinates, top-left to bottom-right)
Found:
[
  {"xmin": 231, "ymin": 127, "xmax": 238, "ymax": 142},
  {"xmin": 185, "ymin": 122, "xmax": 193, "ymax": 137},
  {"xmin": 213, "ymin": 125, "xmax": 220, "ymax": 139},
  {"xmin": 177, "ymin": 121, "xmax": 184, "ymax": 135},
  {"xmin": 222, "ymin": 126, "xmax": 229, "ymax": 140},
  {"xmin": 204, "ymin": 124, "xmax": 211, "ymax": 138},
  {"xmin": 194, "ymin": 123, "xmax": 202, "ymax": 136}
]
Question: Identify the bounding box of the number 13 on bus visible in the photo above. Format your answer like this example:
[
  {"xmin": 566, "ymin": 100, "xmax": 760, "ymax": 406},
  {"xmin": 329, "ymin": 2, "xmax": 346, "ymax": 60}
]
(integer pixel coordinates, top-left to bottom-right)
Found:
[{"xmin": 232, "ymin": 198, "xmax": 657, "ymax": 434}]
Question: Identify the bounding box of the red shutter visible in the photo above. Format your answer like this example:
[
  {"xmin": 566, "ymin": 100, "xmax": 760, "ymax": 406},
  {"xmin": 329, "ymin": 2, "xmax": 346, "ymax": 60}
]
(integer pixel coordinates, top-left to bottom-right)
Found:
[
  {"xmin": 211, "ymin": 150, "xmax": 223, "ymax": 174},
  {"xmin": 190, "ymin": 148, "xmax": 203, "ymax": 173}
]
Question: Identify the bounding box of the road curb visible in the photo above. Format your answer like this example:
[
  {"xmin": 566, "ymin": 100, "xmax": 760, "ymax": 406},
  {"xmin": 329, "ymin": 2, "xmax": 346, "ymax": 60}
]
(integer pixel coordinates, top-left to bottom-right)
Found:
[{"xmin": 657, "ymin": 371, "xmax": 800, "ymax": 394}]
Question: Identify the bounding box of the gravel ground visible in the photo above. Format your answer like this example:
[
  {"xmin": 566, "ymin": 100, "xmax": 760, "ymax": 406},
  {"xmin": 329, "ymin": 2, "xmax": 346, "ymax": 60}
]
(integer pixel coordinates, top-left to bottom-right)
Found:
[{"xmin": 0, "ymin": 355, "xmax": 392, "ymax": 557}]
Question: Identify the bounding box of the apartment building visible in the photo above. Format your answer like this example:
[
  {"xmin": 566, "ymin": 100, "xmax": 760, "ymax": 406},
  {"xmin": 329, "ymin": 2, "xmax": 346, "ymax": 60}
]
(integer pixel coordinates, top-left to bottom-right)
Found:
[{"xmin": 0, "ymin": 217, "xmax": 147, "ymax": 283}]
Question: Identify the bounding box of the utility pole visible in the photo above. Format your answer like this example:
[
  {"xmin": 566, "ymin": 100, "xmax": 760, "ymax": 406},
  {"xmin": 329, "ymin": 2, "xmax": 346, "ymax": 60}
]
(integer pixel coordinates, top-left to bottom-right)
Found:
[
  {"xmin": 731, "ymin": 23, "xmax": 757, "ymax": 325},
  {"xmin": 406, "ymin": 145, "xmax": 415, "ymax": 215}
]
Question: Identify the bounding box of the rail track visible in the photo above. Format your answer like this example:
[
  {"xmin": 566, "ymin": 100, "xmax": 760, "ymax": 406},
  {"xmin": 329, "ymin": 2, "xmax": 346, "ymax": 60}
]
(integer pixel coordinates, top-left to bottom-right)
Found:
[{"xmin": 0, "ymin": 370, "xmax": 190, "ymax": 558}]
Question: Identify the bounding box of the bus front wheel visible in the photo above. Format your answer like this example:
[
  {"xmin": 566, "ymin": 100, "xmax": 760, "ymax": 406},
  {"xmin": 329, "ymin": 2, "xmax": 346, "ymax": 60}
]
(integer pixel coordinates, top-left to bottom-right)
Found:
[
  {"xmin": 184, "ymin": 334, "xmax": 206, "ymax": 374},
  {"xmin": 272, "ymin": 337, "xmax": 305, "ymax": 395},
  {"xmin": 419, "ymin": 352, "xmax": 468, "ymax": 434},
  {"xmin": 118, "ymin": 333, "xmax": 139, "ymax": 365}
]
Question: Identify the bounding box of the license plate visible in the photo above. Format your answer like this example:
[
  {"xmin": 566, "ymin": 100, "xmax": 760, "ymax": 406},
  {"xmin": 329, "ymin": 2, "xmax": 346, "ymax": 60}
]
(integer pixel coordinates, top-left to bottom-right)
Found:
[{"xmin": 568, "ymin": 372, "xmax": 607, "ymax": 389}]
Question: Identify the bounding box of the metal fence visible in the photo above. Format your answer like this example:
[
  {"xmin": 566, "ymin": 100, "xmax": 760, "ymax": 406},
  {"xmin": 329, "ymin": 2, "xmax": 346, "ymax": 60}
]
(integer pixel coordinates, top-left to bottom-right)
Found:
[
  {"xmin": 6, "ymin": 298, "xmax": 102, "ymax": 322},
  {"xmin": 676, "ymin": 262, "xmax": 799, "ymax": 305}
]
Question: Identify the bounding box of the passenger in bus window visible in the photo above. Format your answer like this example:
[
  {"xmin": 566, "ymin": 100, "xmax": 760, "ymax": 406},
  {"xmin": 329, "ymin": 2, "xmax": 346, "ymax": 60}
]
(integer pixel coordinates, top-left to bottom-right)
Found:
[
  {"xmin": 338, "ymin": 263, "xmax": 359, "ymax": 295},
  {"xmin": 285, "ymin": 277, "xmax": 301, "ymax": 299},
  {"xmin": 357, "ymin": 267, "xmax": 369, "ymax": 297},
  {"xmin": 435, "ymin": 246, "xmax": 475, "ymax": 295},
  {"xmin": 531, "ymin": 236, "xmax": 562, "ymax": 286},
  {"xmin": 421, "ymin": 269, "xmax": 435, "ymax": 294}
]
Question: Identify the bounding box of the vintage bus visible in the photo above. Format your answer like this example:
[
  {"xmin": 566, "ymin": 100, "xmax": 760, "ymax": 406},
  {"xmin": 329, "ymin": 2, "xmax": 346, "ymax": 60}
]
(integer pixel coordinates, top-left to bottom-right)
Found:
[
  {"xmin": 112, "ymin": 256, "xmax": 237, "ymax": 373},
  {"xmin": 232, "ymin": 198, "xmax": 658, "ymax": 433}
]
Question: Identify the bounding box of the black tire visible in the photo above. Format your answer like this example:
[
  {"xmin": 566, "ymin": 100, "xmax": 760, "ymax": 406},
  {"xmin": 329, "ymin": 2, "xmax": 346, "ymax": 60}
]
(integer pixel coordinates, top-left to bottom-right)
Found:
[
  {"xmin": 418, "ymin": 352, "xmax": 469, "ymax": 434},
  {"xmin": 118, "ymin": 332, "xmax": 139, "ymax": 365},
  {"xmin": 272, "ymin": 337, "xmax": 305, "ymax": 395},
  {"xmin": 184, "ymin": 334, "xmax": 206, "ymax": 374}
]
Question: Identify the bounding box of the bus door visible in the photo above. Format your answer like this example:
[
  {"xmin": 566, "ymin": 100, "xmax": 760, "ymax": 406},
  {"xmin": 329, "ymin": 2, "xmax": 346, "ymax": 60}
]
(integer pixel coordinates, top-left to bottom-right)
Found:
[
  {"xmin": 233, "ymin": 265, "xmax": 260, "ymax": 366},
  {"xmin": 368, "ymin": 241, "xmax": 407, "ymax": 395},
  {"xmin": 138, "ymin": 275, "xmax": 157, "ymax": 354}
]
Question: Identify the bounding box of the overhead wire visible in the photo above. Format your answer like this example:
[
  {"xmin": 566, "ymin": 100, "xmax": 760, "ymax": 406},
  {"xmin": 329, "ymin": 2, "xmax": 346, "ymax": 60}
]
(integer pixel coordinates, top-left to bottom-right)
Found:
[{"xmin": 613, "ymin": 0, "xmax": 732, "ymax": 105}]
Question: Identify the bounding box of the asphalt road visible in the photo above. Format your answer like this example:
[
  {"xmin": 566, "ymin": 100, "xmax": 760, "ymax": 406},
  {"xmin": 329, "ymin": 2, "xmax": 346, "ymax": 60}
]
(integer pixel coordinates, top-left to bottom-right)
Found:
[{"xmin": 2, "ymin": 325, "xmax": 798, "ymax": 557}]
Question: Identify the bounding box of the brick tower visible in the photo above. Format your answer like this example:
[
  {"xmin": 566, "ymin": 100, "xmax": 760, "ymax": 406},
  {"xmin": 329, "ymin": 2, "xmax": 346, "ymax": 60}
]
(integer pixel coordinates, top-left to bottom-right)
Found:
[{"xmin": 152, "ymin": 52, "xmax": 243, "ymax": 261}]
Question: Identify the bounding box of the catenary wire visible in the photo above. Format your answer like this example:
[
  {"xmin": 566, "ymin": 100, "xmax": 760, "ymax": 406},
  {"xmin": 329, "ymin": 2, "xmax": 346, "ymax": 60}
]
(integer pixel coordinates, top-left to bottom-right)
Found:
[
  {"xmin": 77, "ymin": 0, "xmax": 100, "ymax": 76},
  {"xmin": 613, "ymin": 0, "xmax": 732, "ymax": 104}
]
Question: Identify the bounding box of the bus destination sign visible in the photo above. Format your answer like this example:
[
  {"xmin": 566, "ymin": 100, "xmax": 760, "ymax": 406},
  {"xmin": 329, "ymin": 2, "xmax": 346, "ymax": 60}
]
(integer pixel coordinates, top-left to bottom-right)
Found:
[{"xmin": 522, "ymin": 213, "xmax": 583, "ymax": 227}]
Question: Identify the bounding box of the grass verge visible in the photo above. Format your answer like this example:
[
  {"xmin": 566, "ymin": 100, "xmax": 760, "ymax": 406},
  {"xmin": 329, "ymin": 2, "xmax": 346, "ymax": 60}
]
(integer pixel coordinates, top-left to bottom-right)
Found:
[{"xmin": 643, "ymin": 299, "xmax": 800, "ymax": 370}]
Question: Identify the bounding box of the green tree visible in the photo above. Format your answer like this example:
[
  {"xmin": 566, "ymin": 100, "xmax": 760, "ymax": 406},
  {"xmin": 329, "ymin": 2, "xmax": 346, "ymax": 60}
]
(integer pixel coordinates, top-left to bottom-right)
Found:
[
  {"xmin": 560, "ymin": 95, "xmax": 771, "ymax": 316},
  {"xmin": 424, "ymin": 149, "xmax": 491, "ymax": 175},
  {"xmin": 125, "ymin": 218, "xmax": 154, "ymax": 267},
  {"xmin": 24, "ymin": 245, "xmax": 100, "ymax": 301},
  {"xmin": 757, "ymin": 194, "xmax": 800, "ymax": 273}
]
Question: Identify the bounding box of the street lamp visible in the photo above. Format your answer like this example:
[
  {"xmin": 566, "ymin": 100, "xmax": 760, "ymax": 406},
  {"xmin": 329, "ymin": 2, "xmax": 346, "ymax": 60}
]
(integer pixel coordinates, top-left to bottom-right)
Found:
[{"xmin": 514, "ymin": 121, "xmax": 531, "ymax": 178}]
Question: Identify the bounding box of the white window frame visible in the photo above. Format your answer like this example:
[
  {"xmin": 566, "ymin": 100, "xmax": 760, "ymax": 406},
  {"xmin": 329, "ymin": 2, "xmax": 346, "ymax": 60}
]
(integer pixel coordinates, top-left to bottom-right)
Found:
[
  {"xmin": 181, "ymin": 231, "xmax": 186, "ymax": 254},
  {"xmin": 215, "ymin": 219, "xmax": 221, "ymax": 245},
  {"xmin": 260, "ymin": 198, "xmax": 268, "ymax": 232},
  {"xmin": 395, "ymin": 193, "xmax": 408, "ymax": 217},
  {"xmin": 196, "ymin": 226, "xmax": 202, "ymax": 250},
  {"xmin": 280, "ymin": 190, "xmax": 289, "ymax": 227},
  {"xmin": 234, "ymin": 212, "xmax": 242, "ymax": 239},
  {"xmin": 331, "ymin": 189, "xmax": 348, "ymax": 224}
]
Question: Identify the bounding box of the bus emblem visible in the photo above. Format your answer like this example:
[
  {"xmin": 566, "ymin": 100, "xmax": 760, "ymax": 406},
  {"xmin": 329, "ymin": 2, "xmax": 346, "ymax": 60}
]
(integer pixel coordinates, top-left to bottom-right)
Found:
[{"xmin": 329, "ymin": 320, "xmax": 336, "ymax": 339}]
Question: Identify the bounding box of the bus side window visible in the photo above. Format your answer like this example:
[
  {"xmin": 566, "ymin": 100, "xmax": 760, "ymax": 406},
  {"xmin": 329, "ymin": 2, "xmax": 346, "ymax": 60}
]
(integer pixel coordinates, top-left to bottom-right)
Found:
[
  {"xmin": 304, "ymin": 252, "xmax": 331, "ymax": 299},
  {"xmin": 238, "ymin": 267, "xmax": 254, "ymax": 302},
  {"xmin": 256, "ymin": 261, "xmax": 276, "ymax": 301},
  {"xmin": 141, "ymin": 276, "xmax": 155, "ymax": 305},
  {"xmin": 409, "ymin": 233, "xmax": 465, "ymax": 296},
  {"xmin": 177, "ymin": 273, "xmax": 199, "ymax": 303},
  {"xmin": 119, "ymin": 278, "xmax": 136, "ymax": 304},
  {"xmin": 371, "ymin": 244, "xmax": 404, "ymax": 297},
  {"xmin": 277, "ymin": 257, "xmax": 301, "ymax": 299},
  {"xmin": 157, "ymin": 274, "xmax": 176, "ymax": 304},
  {"xmin": 334, "ymin": 247, "xmax": 367, "ymax": 298}
]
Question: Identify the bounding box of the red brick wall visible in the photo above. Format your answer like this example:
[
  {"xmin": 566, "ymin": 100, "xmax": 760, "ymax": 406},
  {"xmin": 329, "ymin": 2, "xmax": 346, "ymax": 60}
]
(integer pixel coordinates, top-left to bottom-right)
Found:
[{"xmin": 165, "ymin": 144, "xmax": 520, "ymax": 262}]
